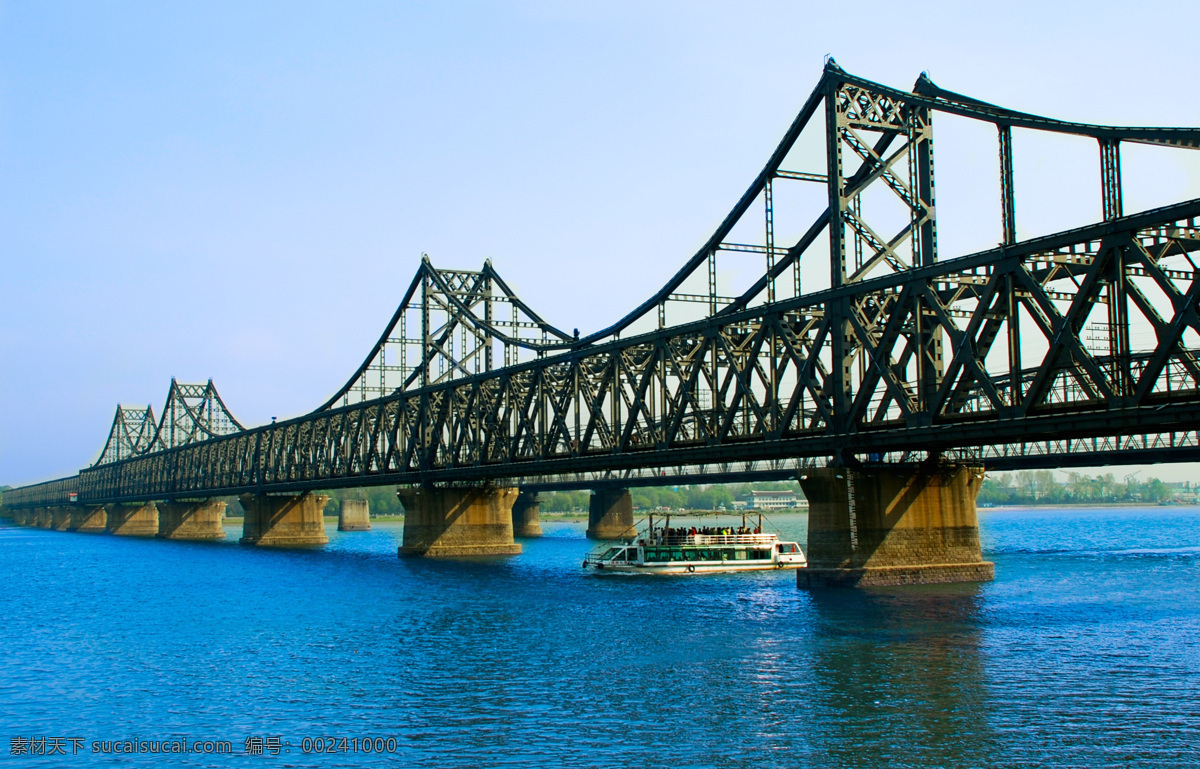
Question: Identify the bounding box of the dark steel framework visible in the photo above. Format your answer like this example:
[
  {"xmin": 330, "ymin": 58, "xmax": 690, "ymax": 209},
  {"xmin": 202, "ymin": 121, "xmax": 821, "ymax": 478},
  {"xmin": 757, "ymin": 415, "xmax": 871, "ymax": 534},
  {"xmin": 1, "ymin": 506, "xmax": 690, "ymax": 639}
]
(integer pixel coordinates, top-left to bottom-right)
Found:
[
  {"xmin": 94, "ymin": 379, "xmax": 244, "ymax": 465},
  {"xmin": 319, "ymin": 256, "xmax": 575, "ymax": 410},
  {"xmin": 6, "ymin": 61, "xmax": 1200, "ymax": 508}
]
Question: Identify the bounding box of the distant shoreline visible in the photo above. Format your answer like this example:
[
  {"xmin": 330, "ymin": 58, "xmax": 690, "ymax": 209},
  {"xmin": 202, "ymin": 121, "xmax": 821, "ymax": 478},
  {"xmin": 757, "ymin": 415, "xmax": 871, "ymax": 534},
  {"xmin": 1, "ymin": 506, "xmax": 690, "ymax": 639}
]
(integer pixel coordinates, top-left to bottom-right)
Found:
[{"xmin": 979, "ymin": 502, "xmax": 1196, "ymax": 510}]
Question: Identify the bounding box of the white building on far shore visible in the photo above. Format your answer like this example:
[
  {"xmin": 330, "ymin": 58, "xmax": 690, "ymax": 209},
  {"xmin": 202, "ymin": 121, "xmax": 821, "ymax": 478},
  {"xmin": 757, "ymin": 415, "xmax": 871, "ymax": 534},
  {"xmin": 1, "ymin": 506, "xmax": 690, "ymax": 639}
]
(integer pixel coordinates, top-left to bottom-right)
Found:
[{"xmin": 744, "ymin": 490, "xmax": 806, "ymax": 510}]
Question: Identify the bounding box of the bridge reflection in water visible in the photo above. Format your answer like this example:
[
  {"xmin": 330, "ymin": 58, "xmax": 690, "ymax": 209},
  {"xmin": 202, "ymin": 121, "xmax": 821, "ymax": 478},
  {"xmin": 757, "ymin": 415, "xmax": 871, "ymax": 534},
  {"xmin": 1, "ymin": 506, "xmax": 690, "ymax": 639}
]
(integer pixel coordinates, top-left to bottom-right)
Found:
[
  {"xmin": 6, "ymin": 61, "xmax": 1200, "ymax": 587},
  {"xmin": 797, "ymin": 586, "xmax": 991, "ymax": 764}
]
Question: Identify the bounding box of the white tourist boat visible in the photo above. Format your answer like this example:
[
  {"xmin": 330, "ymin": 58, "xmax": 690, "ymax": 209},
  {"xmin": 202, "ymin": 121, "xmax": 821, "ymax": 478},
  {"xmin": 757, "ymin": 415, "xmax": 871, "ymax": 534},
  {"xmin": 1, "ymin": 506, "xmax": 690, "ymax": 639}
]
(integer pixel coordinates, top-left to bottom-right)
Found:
[{"xmin": 582, "ymin": 514, "xmax": 806, "ymax": 575}]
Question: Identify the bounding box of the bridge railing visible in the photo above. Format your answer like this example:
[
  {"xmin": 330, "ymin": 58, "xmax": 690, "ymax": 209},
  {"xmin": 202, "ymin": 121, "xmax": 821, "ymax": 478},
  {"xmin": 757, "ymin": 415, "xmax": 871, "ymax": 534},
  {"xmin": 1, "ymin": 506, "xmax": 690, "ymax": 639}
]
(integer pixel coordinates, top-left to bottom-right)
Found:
[
  {"xmin": 1, "ymin": 476, "xmax": 78, "ymax": 509},
  {"xmin": 650, "ymin": 533, "xmax": 779, "ymax": 547}
]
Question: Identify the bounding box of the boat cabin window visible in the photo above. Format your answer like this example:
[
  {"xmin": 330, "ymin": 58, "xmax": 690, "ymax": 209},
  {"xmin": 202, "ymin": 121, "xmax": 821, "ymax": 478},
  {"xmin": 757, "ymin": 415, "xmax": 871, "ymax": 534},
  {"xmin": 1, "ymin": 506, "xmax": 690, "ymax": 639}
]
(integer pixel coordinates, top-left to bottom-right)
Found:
[{"xmin": 776, "ymin": 543, "xmax": 798, "ymax": 554}]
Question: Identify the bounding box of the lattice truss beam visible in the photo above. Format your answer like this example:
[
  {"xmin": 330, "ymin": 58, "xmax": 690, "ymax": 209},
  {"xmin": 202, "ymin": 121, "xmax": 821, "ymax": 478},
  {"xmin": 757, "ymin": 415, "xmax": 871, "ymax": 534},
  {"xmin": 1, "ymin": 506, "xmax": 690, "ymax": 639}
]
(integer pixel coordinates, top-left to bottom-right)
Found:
[
  {"xmin": 560, "ymin": 61, "xmax": 1200, "ymax": 340},
  {"xmin": 70, "ymin": 62, "xmax": 1200, "ymax": 502},
  {"xmin": 79, "ymin": 204, "xmax": 1200, "ymax": 500},
  {"xmin": 322, "ymin": 256, "xmax": 574, "ymax": 410},
  {"xmin": 93, "ymin": 379, "xmax": 244, "ymax": 466}
]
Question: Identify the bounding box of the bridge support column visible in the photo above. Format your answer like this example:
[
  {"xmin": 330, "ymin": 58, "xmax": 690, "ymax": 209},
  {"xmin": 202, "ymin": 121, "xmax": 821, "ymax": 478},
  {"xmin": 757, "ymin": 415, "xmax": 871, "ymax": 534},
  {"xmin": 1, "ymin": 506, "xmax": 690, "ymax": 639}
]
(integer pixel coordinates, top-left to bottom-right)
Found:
[
  {"xmin": 797, "ymin": 464, "xmax": 994, "ymax": 588},
  {"xmin": 239, "ymin": 493, "xmax": 330, "ymax": 547},
  {"xmin": 338, "ymin": 499, "xmax": 371, "ymax": 531},
  {"xmin": 397, "ymin": 486, "xmax": 522, "ymax": 557},
  {"xmin": 71, "ymin": 506, "xmax": 108, "ymax": 533},
  {"xmin": 51, "ymin": 507, "xmax": 73, "ymax": 531},
  {"xmin": 35, "ymin": 508, "xmax": 53, "ymax": 529},
  {"xmin": 587, "ymin": 488, "xmax": 637, "ymax": 540},
  {"xmin": 107, "ymin": 502, "xmax": 160, "ymax": 537},
  {"xmin": 157, "ymin": 500, "xmax": 226, "ymax": 540},
  {"xmin": 511, "ymin": 491, "xmax": 543, "ymax": 538}
]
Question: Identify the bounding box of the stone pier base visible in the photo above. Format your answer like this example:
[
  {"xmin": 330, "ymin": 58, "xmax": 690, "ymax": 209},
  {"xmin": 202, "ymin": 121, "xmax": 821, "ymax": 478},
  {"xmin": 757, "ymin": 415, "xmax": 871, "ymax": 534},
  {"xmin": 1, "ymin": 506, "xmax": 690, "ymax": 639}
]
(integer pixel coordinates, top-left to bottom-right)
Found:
[
  {"xmin": 35, "ymin": 508, "xmax": 53, "ymax": 529},
  {"xmin": 797, "ymin": 563, "xmax": 996, "ymax": 588},
  {"xmin": 796, "ymin": 464, "xmax": 994, "ymax": 589},
  {"xmin": 397, "ymin": 486, "xmax": 522, "ymax": 557},
  {"xmin": 51, "ymin": 507, "xmax": 73, "ymax": 531},
  {"xmin": 72, "ymin": 506, "xmax": 108, "ymax": 533},
  {"xmin": 107, "ymin": 502, "xmax": 160, "ymax": 537},
  {"xmin": 511, "ymin": 491, "xmax": 543, "ymax": 538},
  {"xmin": 338, "ymin": 499, "xmax": 371, "ymax": 531},
  {"xmin": 240, "ymin": 493, "xmax": 330, "ymax": 547},
  {"xmin": 587, "ymin": 488, "xmax": 636, "ymax": 540},
  {"xmin": 157, "ymin": 500, "xmax": 227, "ymax": 540}
]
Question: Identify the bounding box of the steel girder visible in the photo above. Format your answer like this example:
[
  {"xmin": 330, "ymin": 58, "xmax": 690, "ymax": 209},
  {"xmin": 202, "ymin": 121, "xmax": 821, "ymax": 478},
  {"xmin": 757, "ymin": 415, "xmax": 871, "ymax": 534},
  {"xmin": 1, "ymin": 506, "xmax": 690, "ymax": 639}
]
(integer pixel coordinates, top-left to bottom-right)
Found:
[
  {"xmin": 2, "ymin": 476, "xmax": 79, "ymax": 508},
  {"xmin": 7, "ymin": 61, "xmax": 1200, "ymax": 509},
  {"xmin": 71, "ymin": 200, "xmax": 1200, "ymax": 504},
  {"xmin": 317, "ymin": 256, "xmax": 575, "ymax": 410},
  {"xmin": 95, "ymin": 405, "xmax": 158, "ymax": 465},
  {"xmin": 91, "ymin": 379, "xmax": 244, "ymax": 467}
]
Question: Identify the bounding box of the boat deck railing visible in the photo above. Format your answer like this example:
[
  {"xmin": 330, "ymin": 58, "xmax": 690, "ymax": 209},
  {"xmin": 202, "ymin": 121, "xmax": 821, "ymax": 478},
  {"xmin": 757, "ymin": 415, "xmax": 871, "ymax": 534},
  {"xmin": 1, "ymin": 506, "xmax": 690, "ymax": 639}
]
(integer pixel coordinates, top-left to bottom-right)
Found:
[{"xmin": 646, "ymin": 533, "xmax": 779, "ymax": 547}]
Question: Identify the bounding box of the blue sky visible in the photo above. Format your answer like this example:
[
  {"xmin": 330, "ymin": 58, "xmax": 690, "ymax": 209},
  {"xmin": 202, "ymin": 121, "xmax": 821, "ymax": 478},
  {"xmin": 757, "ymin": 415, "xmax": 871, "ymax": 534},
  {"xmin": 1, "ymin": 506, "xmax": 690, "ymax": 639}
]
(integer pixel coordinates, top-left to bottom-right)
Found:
[{"xmin": 3, "ymin": 1, "xmax": 1200, "ymax": 485}]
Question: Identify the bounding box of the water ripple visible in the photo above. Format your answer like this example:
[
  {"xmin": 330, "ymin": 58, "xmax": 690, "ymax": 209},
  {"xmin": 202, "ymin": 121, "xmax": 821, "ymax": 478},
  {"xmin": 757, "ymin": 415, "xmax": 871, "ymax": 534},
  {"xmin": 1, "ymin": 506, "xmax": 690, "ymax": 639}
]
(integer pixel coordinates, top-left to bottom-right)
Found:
[{"xmin": 1, "ymin": 510, "xmax": 1198, "ymax": 767}]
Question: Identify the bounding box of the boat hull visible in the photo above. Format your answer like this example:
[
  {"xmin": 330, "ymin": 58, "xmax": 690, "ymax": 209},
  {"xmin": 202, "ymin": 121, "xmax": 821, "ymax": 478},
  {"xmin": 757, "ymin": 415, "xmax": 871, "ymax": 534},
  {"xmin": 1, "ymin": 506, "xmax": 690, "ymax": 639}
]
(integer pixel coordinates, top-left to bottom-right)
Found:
[{"xmin": 590, "ymin": 559, "xmax": 806, "ymax": 575}]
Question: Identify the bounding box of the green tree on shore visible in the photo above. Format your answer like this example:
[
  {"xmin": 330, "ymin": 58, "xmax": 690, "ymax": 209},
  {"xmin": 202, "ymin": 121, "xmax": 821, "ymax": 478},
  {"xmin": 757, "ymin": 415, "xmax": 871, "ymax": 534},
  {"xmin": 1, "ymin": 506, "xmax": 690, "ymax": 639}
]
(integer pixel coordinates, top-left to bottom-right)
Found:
[
  {"xmin": 538, "ymin": 482, "xmax": 796, "ymax": 513},
  {"xmin": 978, "ymin": 471, "xmax": 1176, "ymax": 505}
]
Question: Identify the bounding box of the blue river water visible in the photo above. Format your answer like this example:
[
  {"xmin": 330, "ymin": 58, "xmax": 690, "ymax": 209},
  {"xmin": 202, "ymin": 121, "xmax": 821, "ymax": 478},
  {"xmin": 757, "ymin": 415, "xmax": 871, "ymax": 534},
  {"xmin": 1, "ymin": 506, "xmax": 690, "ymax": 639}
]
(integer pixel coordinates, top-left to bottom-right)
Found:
[{"xmin": 1, "ymin": 506, "xmax": 1198, "ymax": 768}]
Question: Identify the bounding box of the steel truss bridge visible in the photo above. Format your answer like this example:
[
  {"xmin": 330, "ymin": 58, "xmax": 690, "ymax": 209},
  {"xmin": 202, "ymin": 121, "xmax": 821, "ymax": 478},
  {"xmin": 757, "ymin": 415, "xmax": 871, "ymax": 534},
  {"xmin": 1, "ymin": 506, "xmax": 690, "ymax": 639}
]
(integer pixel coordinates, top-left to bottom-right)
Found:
[{"xmin": 7, "ymin": 61, "xmax": 1200, "ymax": 509}]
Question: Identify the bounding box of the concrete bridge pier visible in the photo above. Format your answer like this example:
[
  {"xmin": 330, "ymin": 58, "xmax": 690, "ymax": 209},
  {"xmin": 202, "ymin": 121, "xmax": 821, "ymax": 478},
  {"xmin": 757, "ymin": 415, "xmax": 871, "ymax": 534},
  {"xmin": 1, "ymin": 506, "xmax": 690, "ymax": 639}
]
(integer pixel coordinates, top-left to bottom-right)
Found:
[
  {"xmin": 397, "ymin": 486, "xmax": 522, "ymax": 557},
  {"xmin": 797, "ymin": 463, "xmax": 995, "ymax": 588},
  {"xmin": 71, "ymin": 506, "xmax": 108, "ymax": 533},
  {"xmin": 107, "ymin": 502, "xmax": 160, "ymax": 537},
  {"xmin": 511, "ymin": 491, "xmax": 543, "ymax": 538},
  {"xmin": 239, "ymin": 493, "xmax": 330, "ymax": 547},
  {"xmin": 587, "ymin": 488, "xmax": 637, "ymax": 540},
  {"xmin": 35, "ymin": 508, "xmax": 53, "ymax": 529},
  {"xmin": 157, "ymin": 500, "xmax": 226, "ymax": 540},
  {"xmin": 338, "ymin": 499, "xmax": 371, "ymax": 531},
  {"xmin": 51, "ymin": 507, "xmax": 73, "ymax": 531}
]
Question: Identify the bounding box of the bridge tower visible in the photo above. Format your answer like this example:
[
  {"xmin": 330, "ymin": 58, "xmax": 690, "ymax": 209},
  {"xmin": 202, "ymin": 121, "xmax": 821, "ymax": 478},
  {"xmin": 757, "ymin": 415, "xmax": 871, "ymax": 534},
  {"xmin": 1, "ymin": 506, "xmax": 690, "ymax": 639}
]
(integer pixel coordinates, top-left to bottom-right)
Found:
[
  {"xmin": 796, "ymin": 65, "xmax": 986, "ymax": 585},
  {"xmin": 321, "ymin": 257, "xmax": 576, "ymax": 556}
]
